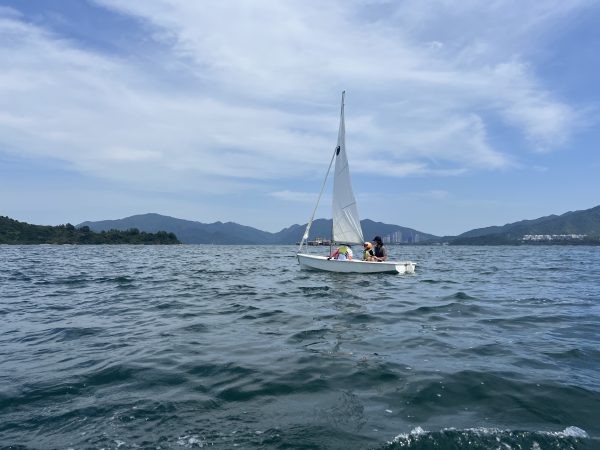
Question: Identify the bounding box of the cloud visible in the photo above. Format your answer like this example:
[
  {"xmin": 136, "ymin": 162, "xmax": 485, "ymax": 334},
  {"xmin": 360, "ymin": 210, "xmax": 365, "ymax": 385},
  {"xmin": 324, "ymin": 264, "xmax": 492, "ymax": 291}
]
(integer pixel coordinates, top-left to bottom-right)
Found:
[
  {"xmin": 408, "ymin": 190, "xmax": 450, "ymax": 200},
  {"xmin": 487, "ymin": 61, "xmax": 576, "ymax": 149},
  {"xmin": 0, "ymin": 11, "xmax": 334, "ymax": 188},
  {"xmin": 427, "ymin": 41, "xmax": 444, "ymax": 50},
  {"xmin": 0, "ymin": 1, "xmax": 592, "ymax": 196},
  {"xmin": 91, "ymin": 0, "xmax": 586, "ymax": 148},
  {"xmin": 269, "ymin": 190, "xmax": 323, "ymax": 203}
]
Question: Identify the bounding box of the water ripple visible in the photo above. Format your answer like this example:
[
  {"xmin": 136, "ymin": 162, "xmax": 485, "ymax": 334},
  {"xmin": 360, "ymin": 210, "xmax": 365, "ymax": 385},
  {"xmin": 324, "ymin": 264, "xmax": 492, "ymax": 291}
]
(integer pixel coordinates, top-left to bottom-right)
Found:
[{"xmin": 0, "ymin": 244, "xmax": 599, "ymax": 448}]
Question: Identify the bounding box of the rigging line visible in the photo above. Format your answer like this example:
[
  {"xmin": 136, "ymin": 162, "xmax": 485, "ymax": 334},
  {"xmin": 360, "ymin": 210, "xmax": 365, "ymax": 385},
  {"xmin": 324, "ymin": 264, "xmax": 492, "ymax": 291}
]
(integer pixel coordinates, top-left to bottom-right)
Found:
[{"xmin": 298, "ymin": 145, "xmax": 338, "ymax": 253}]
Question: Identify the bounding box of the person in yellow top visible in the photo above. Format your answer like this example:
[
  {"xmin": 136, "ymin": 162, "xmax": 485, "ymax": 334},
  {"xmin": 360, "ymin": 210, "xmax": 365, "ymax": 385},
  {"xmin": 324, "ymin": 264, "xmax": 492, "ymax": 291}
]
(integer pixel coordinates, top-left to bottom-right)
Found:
[
  {"xmin": 362, "ymin": 242, "xmax": 375, "ymax": 261},
  {"xmin": 329, "ymin": 244, "xmax": 353, "ymax": 260}
]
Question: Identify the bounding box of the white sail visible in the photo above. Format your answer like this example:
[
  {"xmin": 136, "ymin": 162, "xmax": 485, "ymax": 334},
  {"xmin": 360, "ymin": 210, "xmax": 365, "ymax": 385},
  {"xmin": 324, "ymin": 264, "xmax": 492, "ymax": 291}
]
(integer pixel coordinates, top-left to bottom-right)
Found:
[{"xmin": 332, "ymin": 91, "xmax": 364, "ymax": 245}]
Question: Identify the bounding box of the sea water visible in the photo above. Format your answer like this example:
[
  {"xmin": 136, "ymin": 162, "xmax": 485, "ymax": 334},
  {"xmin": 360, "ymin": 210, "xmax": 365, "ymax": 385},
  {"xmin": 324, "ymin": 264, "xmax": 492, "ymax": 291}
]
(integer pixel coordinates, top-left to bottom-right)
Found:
[{"xmin": 1, "ymin": 245, "xmax": 599, "ymax": 449}]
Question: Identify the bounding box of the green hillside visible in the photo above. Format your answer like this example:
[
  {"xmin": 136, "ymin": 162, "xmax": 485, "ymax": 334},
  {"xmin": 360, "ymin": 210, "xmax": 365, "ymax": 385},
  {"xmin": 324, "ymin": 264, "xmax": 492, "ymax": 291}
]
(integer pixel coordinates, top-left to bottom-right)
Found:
[
  {"xmin": 450, "ymin": 205, "xmax": 600, "ymax": 245},
  {"xmin": 79, "ymin": 213, "xmax": 276, "ymax": 244},
  {"xmin": 79, "ymin": 213, "xmax": 438, "ymax": 244},
  {"xmin": 0, "ymin": 216, "xmax": 180, "ymax": 245}
]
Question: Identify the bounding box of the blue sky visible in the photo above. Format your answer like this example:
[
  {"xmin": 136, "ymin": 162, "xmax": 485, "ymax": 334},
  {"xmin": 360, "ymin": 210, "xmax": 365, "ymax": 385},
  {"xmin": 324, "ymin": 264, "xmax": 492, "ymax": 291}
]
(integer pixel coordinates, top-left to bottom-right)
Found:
[{"xmin": 1, "ymin": 0, "xmax": 599, "ymax": 236}]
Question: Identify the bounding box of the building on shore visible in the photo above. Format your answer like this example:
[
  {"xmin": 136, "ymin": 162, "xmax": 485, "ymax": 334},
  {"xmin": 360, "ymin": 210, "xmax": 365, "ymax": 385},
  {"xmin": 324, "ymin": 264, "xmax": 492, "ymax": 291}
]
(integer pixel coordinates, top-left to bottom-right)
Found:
[
  {"xmin": 521, "ymin": 234, "xmax": 587, "ymax": 241},
  {"xmin": 382, "ymin": 231, "xmax": 421, "ymax": 244},
  {"xmin": 308, "ymin": 237, "xmax": 331, "ymax": 246}
]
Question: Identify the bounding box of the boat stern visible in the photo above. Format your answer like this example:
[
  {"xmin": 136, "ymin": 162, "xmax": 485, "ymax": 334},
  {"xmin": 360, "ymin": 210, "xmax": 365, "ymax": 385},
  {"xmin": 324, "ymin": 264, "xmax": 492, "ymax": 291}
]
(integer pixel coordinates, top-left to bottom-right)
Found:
[{"xmin": 396, "ymin": 261, "xmax": 417, "ymax": 274}]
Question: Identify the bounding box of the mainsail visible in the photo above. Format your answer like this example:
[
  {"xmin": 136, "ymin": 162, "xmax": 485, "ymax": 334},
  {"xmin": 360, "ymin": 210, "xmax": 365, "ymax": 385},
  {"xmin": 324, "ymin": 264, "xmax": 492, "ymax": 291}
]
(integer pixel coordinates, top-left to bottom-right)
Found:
[{"xmin": 332, "ymin": 91, "xmax": 364, "ymax": 244}]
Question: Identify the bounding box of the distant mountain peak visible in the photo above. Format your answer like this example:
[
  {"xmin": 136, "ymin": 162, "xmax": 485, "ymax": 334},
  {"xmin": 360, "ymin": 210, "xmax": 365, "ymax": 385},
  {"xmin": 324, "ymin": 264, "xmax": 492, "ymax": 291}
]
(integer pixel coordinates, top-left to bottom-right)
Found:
[{"xmin": 78, "ymin": 214, "xmax": 437, "ymax": 245}]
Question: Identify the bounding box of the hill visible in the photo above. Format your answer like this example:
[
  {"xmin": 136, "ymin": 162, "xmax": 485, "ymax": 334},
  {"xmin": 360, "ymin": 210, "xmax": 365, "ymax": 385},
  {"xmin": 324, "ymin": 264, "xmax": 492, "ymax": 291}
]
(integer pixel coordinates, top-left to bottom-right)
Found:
[
  {"xmin": 449, "ymin": 205, "xmax": 600, "ymax": 245},
  {"xmin": 272, "ymin": 218, "xmax": 436, "ymax": 244},
  {"xmin": 0, "ymin": 216, "xmax": 180, "ymax": 245},
  {"xmin": 79, "ymin": 213, "xmax": 437, "ymax": 245},
  {"xmin": 79, "ymin": 213, "xmax": 276, "ymax": 244}
]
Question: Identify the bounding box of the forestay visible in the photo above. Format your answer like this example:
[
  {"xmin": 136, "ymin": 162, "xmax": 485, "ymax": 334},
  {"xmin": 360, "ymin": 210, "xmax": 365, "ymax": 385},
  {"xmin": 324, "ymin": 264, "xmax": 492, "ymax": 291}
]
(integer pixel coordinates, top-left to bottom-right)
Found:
[{"xmin": 332, "ymin": 91, "xmax": 364, "ymax": 245}]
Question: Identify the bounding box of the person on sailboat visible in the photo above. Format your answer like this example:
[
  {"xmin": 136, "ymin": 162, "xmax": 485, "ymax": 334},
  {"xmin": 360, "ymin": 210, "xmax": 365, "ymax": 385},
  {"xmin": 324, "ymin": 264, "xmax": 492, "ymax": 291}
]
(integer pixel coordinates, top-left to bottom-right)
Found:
[
  {"xmin": 362, "ymin": 242, "xmax": 375, "ymax": 261},
  {"xmin": 329, "ymin": 244, "xmax": 353, "ymax": 261},
  {"xmin": 372, "ymin": 236, "xmax": 388, "ymax": 262}
]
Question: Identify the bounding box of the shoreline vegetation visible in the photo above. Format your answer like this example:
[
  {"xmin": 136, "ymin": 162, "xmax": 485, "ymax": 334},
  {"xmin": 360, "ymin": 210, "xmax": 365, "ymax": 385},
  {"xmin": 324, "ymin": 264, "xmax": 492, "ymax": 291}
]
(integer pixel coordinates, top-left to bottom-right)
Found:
[
  {"xmin": 1, "ymin": 213, "xmax": 599, "ymax": 245},
  {"xmin": 0, "ymin": 216, "xmax": 180, "ymax": 245}
]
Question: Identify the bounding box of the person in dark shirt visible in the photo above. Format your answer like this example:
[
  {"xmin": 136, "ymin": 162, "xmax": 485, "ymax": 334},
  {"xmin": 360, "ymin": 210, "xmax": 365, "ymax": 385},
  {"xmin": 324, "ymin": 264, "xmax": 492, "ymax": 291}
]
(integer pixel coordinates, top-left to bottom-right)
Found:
[{"xmin": 372, "ymin": 236, "xmax": 388, "ymax": 262}]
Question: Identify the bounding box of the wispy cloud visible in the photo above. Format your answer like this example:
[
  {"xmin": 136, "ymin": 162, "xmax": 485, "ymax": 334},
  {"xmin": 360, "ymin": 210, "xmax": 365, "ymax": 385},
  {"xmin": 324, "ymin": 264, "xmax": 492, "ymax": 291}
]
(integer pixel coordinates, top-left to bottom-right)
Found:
[
  {"xmin": 408, "ymin": 190, "xmax": 450, "ymax": 200},
  {"xmin": 0, "ymin": 0, "xmax": 593, "ymax": 197},
  {"xmin": 532, "ymin": 165, "xmax": 549, "ymax": 172},
  {"xmin": 269, "ymin": 190, "xmax": 324, "ymax": 203}
]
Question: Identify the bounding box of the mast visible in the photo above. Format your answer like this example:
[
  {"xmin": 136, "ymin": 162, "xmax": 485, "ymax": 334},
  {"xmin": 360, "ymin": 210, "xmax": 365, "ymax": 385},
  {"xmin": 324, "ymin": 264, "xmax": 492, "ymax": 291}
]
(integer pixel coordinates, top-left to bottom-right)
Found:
[
  {"xmin": 331, "ymin": 91, "xmax": 364, "ymax": 245},
  {"xmin": 298, "ymin": 90, "xmax": 364, "ymax": 252},
  {"xmin": 332, "ymin": 90, "xmax": 345, "ymax": 246}
]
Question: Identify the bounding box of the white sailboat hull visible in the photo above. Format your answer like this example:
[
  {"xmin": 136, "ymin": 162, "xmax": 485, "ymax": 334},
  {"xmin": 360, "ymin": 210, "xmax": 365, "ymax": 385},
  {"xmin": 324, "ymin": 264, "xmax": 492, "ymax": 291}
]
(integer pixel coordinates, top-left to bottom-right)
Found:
[{"xmin": 297, "ymin": 253, "xmax": 416, "ymax": 274}]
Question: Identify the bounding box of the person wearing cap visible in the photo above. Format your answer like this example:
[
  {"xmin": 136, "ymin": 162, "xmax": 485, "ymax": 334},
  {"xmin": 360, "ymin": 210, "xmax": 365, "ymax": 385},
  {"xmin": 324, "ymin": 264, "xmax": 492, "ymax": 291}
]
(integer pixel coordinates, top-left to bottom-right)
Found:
[
  {"xmin": 372, "ymin": 236, "xmax": 388, "ymax": 262},
  {"xmin": 362, "ymin": 242, "xmax": 375, "ymax": 261}
]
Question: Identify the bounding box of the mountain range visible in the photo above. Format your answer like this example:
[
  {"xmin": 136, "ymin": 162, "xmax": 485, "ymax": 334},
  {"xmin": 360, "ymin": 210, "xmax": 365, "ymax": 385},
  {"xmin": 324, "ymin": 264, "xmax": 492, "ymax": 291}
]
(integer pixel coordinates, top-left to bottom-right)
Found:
[
  {"xmin": 78, "ymin": 214, "xmax": 436, "ymax": 245},
  {"xmin": 445, "ymin": 204, "xmax": 600, "ymax": 244},
  {"xmin": 77, "ymin": 204, "xmax": 600, "ymax": 245}
]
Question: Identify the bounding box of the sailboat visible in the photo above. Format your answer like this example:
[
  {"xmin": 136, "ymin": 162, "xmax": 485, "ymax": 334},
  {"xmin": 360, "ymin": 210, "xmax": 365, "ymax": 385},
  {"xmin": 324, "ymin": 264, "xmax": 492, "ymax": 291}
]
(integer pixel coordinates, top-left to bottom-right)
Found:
[{"xmin": 297, "ymin": 92, "xmax": 417, "ymax": 274}]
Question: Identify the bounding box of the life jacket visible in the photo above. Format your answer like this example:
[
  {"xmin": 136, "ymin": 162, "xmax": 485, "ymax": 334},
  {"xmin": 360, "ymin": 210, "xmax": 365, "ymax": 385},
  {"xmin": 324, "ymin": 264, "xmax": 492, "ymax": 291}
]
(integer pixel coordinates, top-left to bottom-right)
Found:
[
  {"xmin": 332, "ymin": 245, "xmax": 352, "ymax": 260},
  {"xmin": 363, "ymin": 249, "xmax": 374, "ymax": 260}
]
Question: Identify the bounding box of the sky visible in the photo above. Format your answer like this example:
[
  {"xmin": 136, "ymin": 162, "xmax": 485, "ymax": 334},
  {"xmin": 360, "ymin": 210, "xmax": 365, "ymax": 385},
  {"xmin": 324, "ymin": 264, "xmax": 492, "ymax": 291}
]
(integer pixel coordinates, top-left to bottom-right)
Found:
[{"xmin": 1, "ymin": 0, "xmax": 599, "ymax": 236}]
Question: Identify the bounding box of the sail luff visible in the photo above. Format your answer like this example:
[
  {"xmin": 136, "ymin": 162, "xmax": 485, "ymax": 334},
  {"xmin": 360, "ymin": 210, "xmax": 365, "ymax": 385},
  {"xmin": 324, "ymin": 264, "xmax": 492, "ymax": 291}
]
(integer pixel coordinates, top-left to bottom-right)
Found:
[{"xmin": 331, "ymin": 91, "xmax": 364, "ymax": 245}]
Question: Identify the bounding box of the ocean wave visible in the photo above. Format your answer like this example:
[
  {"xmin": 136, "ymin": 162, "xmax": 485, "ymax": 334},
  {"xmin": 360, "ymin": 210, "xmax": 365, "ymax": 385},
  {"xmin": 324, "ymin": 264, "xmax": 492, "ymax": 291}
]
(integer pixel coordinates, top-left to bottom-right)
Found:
[{"xmin": 385, "ymin": 426, "xmax": 593, "ymax": 449}]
